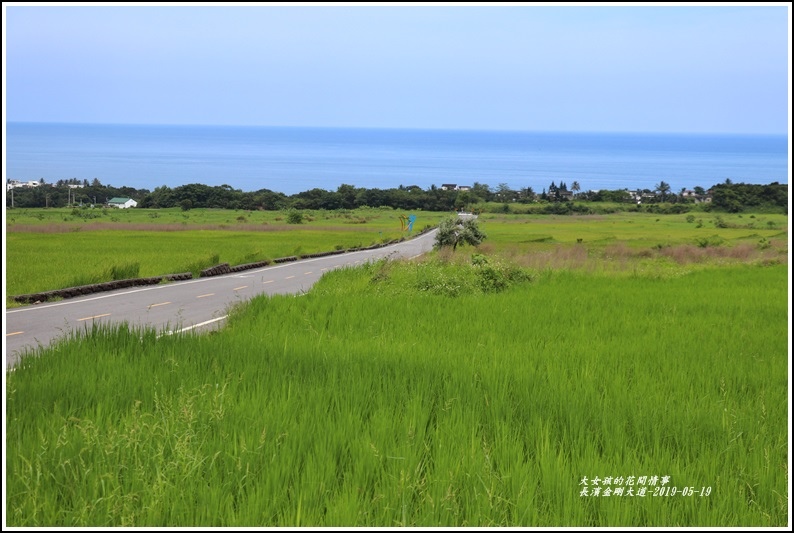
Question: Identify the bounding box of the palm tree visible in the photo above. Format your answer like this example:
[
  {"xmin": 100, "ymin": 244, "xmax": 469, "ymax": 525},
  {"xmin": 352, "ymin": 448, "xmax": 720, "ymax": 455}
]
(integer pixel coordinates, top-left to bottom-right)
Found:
[
  {"xmin": 655, "ymin": 181, "xmax": 671, "ymax": 201},
  {"xmin": 571, "ymin": 181, "xmax": 581, "ymax": 197}
]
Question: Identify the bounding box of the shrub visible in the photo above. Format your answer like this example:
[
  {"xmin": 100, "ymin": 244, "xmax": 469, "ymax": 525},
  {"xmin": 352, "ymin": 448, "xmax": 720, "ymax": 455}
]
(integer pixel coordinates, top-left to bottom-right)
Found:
[
  {"xmin": 695, "ymin": 235, "xmax": 725, "ymax": 248},
  {"xmin": 286, "ymin": 210, "xmax": 304, "ymax": 224},
  {"xmin": 434, "ymin": 217, "xmax": 487, "ymax": 251}
]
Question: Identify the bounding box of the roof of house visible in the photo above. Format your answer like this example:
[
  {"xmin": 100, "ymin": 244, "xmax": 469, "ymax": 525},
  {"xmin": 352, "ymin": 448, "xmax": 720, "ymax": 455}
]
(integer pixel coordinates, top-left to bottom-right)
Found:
[{"xmin": 108, "ymin": 197, "xmax": 134, "ymax": 203}]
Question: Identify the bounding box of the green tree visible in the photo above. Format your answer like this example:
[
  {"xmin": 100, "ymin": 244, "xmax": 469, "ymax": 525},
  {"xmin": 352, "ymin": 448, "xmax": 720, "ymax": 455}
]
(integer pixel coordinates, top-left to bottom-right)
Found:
[
  {"xmin": 454, "ymin": 191, "xmax": 472, "ymax": 211},
  {"xmin": 471, "ymin": 182, "xmax": 493, "ymax": 203},
  {"xmin": 518, "ymin": 186, "xmax": 535, "ymax": 203},
  {"xmin": 336, "ymin": 184, "xmax": 358, "ymax": 209},
  {"xmin": 711, "ymin": 186, "xmax": 742, "ymax": 212},
  {"xmin": 434, "ymin": 216, "xmax": 487, "ymax": 251},
  {"xmin": 495, "ymin": 183, "xmax": 514, "ymax": 203},
  {"xmin": 655, "ymin": 181, "xmax": 671, "ymax": 201}
]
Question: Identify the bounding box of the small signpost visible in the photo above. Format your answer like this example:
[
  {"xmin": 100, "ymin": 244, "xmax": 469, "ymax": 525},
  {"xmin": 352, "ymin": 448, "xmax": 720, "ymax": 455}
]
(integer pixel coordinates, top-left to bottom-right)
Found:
[{"xmin": 398, "ymin": 214, "xmax": 417, "ymax": 233}]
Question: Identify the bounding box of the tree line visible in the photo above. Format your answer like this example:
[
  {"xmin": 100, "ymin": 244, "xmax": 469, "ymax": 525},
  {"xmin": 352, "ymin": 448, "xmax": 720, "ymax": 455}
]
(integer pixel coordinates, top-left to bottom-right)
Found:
[{"xmin": 6, "ymin": 179, "xmax": 788, "ymax": 213}]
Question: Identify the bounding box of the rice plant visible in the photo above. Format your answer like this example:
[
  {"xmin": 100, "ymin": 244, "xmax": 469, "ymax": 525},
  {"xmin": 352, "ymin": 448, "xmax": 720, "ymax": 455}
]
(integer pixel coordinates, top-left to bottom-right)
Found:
[{"xmin": 6, "ymin": 258, "xmax": 787, "ymax": 527}]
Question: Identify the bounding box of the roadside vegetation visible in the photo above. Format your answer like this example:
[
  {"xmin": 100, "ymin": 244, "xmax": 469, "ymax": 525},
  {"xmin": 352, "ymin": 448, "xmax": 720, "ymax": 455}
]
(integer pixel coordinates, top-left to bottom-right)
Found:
[
  {"xmin": 4, "ymin": 207, "xmax": 789, "ymax": 526},
  {"xmin": 5, "ymin": 207, "xmax": 447, "ymax": 301},
  {"xmin": 5, "ymin": 208, "xmax": 786, "ymax": 302}
]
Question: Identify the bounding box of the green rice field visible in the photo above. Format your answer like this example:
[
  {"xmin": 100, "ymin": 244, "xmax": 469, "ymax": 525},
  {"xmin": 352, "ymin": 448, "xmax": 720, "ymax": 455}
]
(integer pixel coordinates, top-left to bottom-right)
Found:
[
  {"xmin": 5, "ymin": 207, "xmax": 448, "ymax": 299},
  {"xmin": 4, "ymin": 208, "xmax": 787, "ymax": 300},
  {"xmin": 4, "ymin": 208, "xmax": 790, "ymax": 526}
]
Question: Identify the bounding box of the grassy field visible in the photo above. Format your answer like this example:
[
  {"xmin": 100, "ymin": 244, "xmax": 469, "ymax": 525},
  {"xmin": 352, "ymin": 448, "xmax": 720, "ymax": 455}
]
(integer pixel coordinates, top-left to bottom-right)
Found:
[
  {"xmin": 4, "ymin": 208, "xmax": 787, "ymax": 300},
  {"xmin": 5, "ymin": 207, "xmax": 448, "ymax": 299},
  {"xmin": 5, "ymin": 205, "xmax": 447, "ymax": 230},
  {"xmin": 4, "ymin": 208, "xmax": 790, "ymax": 526}
]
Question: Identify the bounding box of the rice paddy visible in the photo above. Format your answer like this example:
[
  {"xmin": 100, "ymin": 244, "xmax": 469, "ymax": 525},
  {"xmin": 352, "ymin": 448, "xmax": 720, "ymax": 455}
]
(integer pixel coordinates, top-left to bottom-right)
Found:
[
  {"xmin": 5, "ymin": 207, "xmax": 448, "ymax": 299},
  {"xmin": 4, "ymin": 208, "xmax": 790, "ymax": 526}
]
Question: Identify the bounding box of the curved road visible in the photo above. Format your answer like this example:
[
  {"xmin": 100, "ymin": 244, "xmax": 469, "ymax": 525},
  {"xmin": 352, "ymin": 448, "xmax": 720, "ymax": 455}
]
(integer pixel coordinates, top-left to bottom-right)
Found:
[{"xmin": 5, "ymin": 229, "xmax": 438, "ymax": 369}]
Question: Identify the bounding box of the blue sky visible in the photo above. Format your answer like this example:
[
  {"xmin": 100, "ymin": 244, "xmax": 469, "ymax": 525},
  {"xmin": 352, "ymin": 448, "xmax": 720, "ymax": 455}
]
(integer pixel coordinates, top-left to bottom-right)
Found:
[{"xmin": 3, "ymin": 4, "xmax": 791, "ymax": 134}]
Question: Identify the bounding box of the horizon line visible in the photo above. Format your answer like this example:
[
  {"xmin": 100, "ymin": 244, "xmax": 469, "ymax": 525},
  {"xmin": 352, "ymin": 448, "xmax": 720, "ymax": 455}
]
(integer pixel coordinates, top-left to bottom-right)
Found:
[{"xmin": 5, "ymin": 120, "xmax": 789, "ymax": 138}]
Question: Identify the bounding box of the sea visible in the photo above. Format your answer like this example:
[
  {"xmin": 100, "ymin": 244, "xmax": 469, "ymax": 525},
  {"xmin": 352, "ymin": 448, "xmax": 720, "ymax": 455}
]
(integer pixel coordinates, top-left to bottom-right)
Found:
[{"xmin": 4, "ymin": 122, "xmax": 789, "ymax": 196}]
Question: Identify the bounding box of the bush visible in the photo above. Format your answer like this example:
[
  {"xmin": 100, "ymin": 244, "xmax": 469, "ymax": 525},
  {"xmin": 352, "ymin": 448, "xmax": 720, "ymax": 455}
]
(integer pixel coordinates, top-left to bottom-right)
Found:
[
  {"xmin": 286, "ymin": 210, "xmax": 304, "ymax": 224},
  {"xmin": 434, "ymin": 216, "xmax": 487, "ymax": 251},
  {"xmin": 695, "ymin": 235, "xmax": 725, "ymax": 248},
  {"xmin": 472, "ymin": 255, "xmax": 532, "ymax": 293}
]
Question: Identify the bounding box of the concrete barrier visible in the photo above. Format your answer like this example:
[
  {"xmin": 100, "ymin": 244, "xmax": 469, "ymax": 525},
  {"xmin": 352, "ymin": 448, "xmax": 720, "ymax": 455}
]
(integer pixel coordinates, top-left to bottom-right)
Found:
[{"xmin": 13, "ymin": 272, "xmax": 193, "ymax": 304}]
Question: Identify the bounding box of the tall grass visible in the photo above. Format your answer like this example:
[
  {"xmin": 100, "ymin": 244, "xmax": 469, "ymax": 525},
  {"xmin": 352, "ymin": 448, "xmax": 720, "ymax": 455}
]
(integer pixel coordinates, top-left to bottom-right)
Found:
[
  {"xmin": 6, "ymin": 210, "xmax": 786, "ymax": 301},
  {"xmin": 6, "ymin": 260, "xmax": 788, "ymax": 527},
  {"xmin": 6, "ymin": 207, "xmax": 448, "ymax": 231},
  {"xmin": 5, "ymin": 228, "xmax": 419, "ymax": 298}
]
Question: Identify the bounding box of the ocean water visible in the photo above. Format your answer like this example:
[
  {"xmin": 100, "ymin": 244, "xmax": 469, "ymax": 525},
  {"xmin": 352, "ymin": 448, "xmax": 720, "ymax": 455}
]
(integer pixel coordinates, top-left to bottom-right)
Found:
[{"xmin": 5, "ymin": 122, "xmax": 789, "ymax": 196}]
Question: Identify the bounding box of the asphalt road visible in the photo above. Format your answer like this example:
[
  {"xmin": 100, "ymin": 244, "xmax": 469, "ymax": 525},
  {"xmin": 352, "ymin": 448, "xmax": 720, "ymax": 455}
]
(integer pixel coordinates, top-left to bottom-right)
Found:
[{"xmin": 5, "ymin": 228, "xmax": 438, "ymax": 369}]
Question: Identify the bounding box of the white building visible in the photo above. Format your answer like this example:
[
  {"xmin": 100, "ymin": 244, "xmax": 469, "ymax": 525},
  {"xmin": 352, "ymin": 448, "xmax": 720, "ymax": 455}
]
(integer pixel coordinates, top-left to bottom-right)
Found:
[
  {"xmin": 7, "ymin": 180, "xmax": 43, "ymax": 189},
  {"xmin": 107, "ymin": 197, "xmax": 138, "ymax": 209},
  {"xmin": 440, "ymin": 184, "xmax": 471, "ymax": 191}
]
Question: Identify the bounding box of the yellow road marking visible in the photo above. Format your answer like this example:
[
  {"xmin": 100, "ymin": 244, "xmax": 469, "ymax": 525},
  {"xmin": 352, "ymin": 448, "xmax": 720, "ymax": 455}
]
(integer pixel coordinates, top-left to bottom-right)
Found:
[
  {"xmin": 263, "ymin": 280, "xmax": 274, "ymax": 284},
  {"xmin": 285, "ymin": 276, "xmax": 295, "ymax": 279},
  {"xmin": 6, "ymin": 331, "xmax": 24, "ymax": 337},
  {"xmin": 304, "ymin": 272, "xmax": 313, "ymax": 275},
  {"xmin": 148, "ymin": 302, "xmax": 171, "ymax": 309},
  {"xmin": 233, "ymin": 286, "xmax": 248, "ymax": 291},
  {"xmin": 196, "ymin": 293, "xmax": 214, "ymax": 298},
  {"xmin": 78, "ymin": 313, "xmax": 111, "ymax": 321}
]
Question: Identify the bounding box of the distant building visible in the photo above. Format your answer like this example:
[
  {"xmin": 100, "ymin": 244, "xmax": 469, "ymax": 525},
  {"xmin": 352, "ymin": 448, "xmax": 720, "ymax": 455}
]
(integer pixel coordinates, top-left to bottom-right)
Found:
[
  {"xmin": 682, "ymin": 190, "xmax": 711, "ymax": 203},
  {"xmin": 440, "ymin": 184, "xmax": 471, "ymax": 191},
  {"xmin": 630, "ymin": 190, "xmax": 657, "ymax": 203},
  {"xmin": 7, "ymin": 180, "xmax": 43, "ymax": 189},
  {"xmin": 547, "ymin": 182, "xmax": 573, "ymax": 201},
  {"xmin": 107, "ymin": 197, "xmax": 138, "ymax": 209}
]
